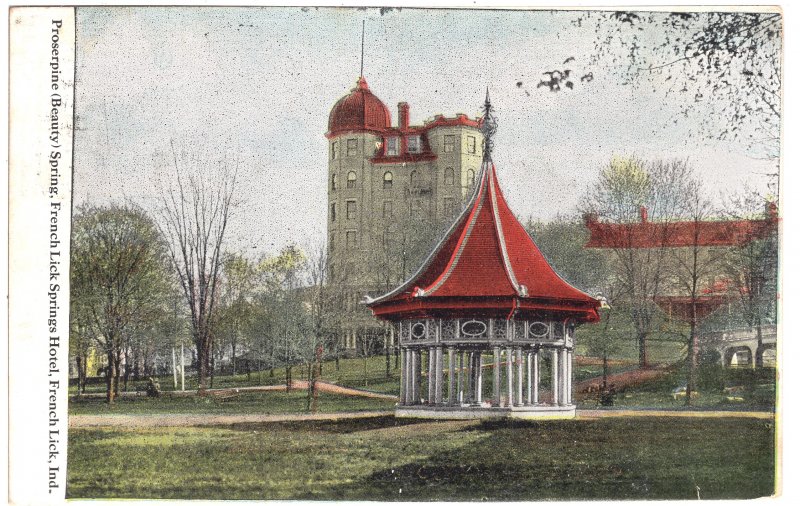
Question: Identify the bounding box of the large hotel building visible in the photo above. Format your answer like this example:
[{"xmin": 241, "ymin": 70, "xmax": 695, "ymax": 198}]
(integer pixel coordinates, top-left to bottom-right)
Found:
[{"xmin": 326, "ymin": 76, "xmax": 484, "ymax": 351}]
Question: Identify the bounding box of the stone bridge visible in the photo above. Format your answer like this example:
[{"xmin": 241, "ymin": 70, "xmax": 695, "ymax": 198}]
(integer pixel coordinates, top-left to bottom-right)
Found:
[{"xmin": 700, "ymin": 325, "xmax": 777, "ymax": 367}]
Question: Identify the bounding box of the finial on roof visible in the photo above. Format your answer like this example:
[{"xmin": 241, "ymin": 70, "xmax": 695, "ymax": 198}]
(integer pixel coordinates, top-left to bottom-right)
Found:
[
  {"xmin": 360, "ymin": 20, "xmax": 365, "ymax": 78},
  {"xmin": 481, "ymin": 87, "xmax": 498, "ymax": 161}
]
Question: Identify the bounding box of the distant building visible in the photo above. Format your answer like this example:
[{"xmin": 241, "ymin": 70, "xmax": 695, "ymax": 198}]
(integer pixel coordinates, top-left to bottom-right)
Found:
[
  {"xmin": 583, "ymin": 204, "xmax": 778, "ymax": 366},
  {"xmin": 326, "ymin": 76, "xmax": 484, "ymax": 352}
]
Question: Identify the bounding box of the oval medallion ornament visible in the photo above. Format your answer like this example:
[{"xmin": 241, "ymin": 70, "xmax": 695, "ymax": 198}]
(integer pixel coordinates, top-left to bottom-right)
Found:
[
  {"xmin": 529, "ymin": 321, "xmax": 549, "ymax": 338},
  {"xmin": 411, "ymin": 322, "xmax": 427, "ymax": 339},
  {"xmin": 461, "ymin": 320, "xmax": 487, "ymax": 337}
]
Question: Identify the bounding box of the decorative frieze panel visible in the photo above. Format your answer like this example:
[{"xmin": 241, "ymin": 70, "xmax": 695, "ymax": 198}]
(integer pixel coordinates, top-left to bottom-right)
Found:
[
  {"xmin": 401, "ymin": 317, "xmax": 568, "ymax": 344},
  {"xmin": 460, "ymin": 319, "xmax": 488, "ymax": 338}
]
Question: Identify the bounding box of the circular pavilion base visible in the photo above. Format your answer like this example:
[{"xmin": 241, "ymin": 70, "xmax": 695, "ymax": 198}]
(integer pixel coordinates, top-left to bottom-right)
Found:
[{"xmin": 395, "ymin": 404, "xmax": 576, "ymax": 420}]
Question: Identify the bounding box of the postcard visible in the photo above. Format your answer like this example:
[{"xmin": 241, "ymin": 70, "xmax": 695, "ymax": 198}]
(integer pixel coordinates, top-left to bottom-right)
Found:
[{"xmin": 8, "ymin": 4, "xmax": 783, "ymax": 503}]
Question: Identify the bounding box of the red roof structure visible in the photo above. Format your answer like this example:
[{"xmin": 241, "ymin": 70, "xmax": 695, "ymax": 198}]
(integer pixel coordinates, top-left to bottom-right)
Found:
[
  {"xmin": 366, "ymin": 161, "xmax": 600, "ymax": 323},
  {"xmin": 584, "ymin": 204, "xmax": 777, "ymax": 249},
  {"xmin": 327, "ymin": 77, "xmax": 392, "ymax": 136}
]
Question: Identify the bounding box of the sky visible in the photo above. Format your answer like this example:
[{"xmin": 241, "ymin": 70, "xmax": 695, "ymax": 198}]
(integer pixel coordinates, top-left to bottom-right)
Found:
[{"xmin": 73, "ymin": 6, "xmax": 779, "ymax": 256}]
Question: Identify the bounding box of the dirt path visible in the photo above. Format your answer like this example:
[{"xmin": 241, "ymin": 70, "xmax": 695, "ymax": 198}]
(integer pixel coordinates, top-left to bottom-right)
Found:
[
  {"xmin": 69, "ymin": 410, "xmax": 395, "ymax": 428},
  {"xmin": 70, "ymin": 407, "xmax": 772, "ymax": 428},
  {"xmin": 574, "ymin": 366, "xmax": 672, "ymax": 395},
  {"xmin": 73, "ymin": 380, "xmax": 399, "ymax": 401}
]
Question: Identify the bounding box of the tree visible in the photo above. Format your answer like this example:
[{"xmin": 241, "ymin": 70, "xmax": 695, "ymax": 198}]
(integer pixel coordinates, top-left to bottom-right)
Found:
[
  {"xmin": 70, "ymin": 205, "xmax": 171, "ymax": 403},
  {"xmin": 157, "ymin": 142, "xmax": 238, "ymax": 392},
  {"xmin": 541, "ymin": 10, "xmax": 781, "ymax": 157},
  {"xmin": 583, "ymin": 156, "xmax": 694, "ymax": 368},
  {"xmin": 722, "ymin": 190, "xmax": 778, "ymax": 367},
  {"xmin": 664, "ymin": 179, "xmax": 724, "ymax": 404},
  {"xmin": 526, "ymin": 213, "xmax": 608, "ymax": 294},
  {"xmin": 216, "ymin": 252, "xmax": 258, "ymax": 377}
]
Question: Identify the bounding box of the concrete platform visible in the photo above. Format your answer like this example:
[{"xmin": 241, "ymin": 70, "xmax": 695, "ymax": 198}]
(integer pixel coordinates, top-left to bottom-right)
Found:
[{"xmin": 395, "ymin": 404, "xmax": 576, "ymax": 420}]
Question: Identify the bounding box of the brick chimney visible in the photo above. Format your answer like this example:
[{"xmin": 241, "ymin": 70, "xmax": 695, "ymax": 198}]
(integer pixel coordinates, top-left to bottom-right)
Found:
[
  {"xmin": 639, "ymin": 206, "xmax": 648, "ymax": 223},
  {"xmin": 398, "ymin": 102, "xmax": 409, "ymax": 130}
]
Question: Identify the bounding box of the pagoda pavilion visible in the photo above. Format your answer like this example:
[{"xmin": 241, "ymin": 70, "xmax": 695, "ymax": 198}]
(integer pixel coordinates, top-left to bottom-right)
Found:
[{"xmin": 365, "ymin": 93, "xmax": 600, "ymax": 419}]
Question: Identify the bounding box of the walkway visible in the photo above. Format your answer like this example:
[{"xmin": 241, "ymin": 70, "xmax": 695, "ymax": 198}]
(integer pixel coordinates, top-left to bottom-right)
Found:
[
  {"xmin": 73, "ymin": 380, "xmax": 399, "ymax": 401},
  {"xmin": 70, "ymin": 407, "xmax": 772, "ymax": 428}
]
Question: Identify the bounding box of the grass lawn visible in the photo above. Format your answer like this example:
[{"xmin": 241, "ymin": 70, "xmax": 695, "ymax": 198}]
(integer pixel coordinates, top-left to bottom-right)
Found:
[
  {"xmin": 579, "ymin": 366, "xmax": 777, "ymax": 411},
  {"xmin": 69, "ymin": 390, "xmax": 396, "ymax": 416},
  {"xmin": 67, "ymin": 416, "xmax": 775, "ymax": 500},
  {"xmin": 70, "ymin": 355, "xmax": 403, "ymax": 395}
]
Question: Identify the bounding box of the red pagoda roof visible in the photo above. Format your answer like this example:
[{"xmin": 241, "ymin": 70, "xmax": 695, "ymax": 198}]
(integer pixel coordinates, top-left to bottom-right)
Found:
[{"xmin": 366, "ymin": 162, "xmax": 600, "ymax": 322}]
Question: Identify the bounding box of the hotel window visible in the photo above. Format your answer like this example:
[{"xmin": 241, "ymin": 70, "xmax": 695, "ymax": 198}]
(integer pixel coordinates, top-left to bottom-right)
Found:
[
  {"xmin": 329, "ymin": 234, "xmax": 335, "ymax": 252},
  {"xmin": 331, "ymin": 173, "xmax": 337, "ymax": 191},
  {"xmin": 330, "ymin": 203, "xmax": 336, "ymax": 222},
  {"xmin": 467, "ymin": 169, "xmax": 476, "ymax": 187},
  {"xmin": 346, "ymin": 230, "xmax": 356, "ymax": 250},
  {"xmin": 467, "ymin": 136, "xmax": 476, "ymax": 154},
  {"xmin": 383, "ymin": 200, "xmax": 393, "ymax": 218},
  {"xmin": 407, "ymin": 135, "xmax": 421, "ymax": 153},
  {"xmin": 346, "ymin": 200, "xmax": 356, "ymax": 220},
  {"xmin": 444, "ymin": 167, "xmax": 455, "ymax": 186},
  {"xmin": 346, "ymin": 138, "xmax": 358, "ymax": 157},
  {"xmin": 443, "ymin": 135, "xmax": 456, "ymax": 153},
  {"xmin": 410, "ymin": 170, "xmax": 418, "ymax": 186},
  {"xmin": 386, "ymin": 137, "xmax": 399, "ymax": 156},
  {"xmin": 383, "ymin": 171, "xmax": 393, "ymax": 189},
  {"xmin": 443, "ymin": 197, "xmax": 455, "ymax": 216},
  {"xmin": 347, "ymin": 171, "xmax": 357, "ymax": 189},
  {"xmin": 331, "ymin": 141, "xmax": 340, "ymax": 160}
]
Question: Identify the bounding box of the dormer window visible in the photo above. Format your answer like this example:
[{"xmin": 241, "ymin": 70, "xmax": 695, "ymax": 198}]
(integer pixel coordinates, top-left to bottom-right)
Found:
[
  {"xmin": 407, "ymin": 135, "xmax": 421, "ymax": 153},
  {"xmin": 386, "ymin": 137, "xmax": 399, "ymax": 156}
]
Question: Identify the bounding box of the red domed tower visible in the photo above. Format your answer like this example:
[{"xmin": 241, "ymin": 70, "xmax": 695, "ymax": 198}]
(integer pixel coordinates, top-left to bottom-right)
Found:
[
  {"xmin": 326, "ymin": 75, "xmax": 484, "ymax": 353},
  {"xmin": 366, "ymin": 91, "xmax": 599, "ymax": 419},
  {"xmin": 327, "ymin": 77, "xmax": 391, "ymax": 137}
]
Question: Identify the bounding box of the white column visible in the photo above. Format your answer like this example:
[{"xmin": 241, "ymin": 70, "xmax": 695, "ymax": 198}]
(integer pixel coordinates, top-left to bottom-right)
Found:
[
  {"xmin": 567, "ymin": 349, "xmax": 573, "ymax": 405},
  {"xmin": 466, "ymin": 351, "xmax": 474, "ymax": 404},
  {"xmin": 448, "ymin": 348, "xmax": 456, "ymax": 405},
  {"xmin": 399, "ymin": 349, "xmax": 406, "ymax": 405},
  {"xmin": 427, "ymin": 348, "xmax": 435, "ymax": 405},
  {"xmin": 493, "ymin": 347, "xmax": 501, "ymax": 406},
  {"xmin": 560, "ymin": 348, "xmax": 569, "ymax": 406},
  {"xmin": 551, "ymin": 349, "xmax": 559, "ymax": 406},
  {"xmin": 458, "ymin": 351, "xmax": 464, "ymax": 404},
  {"xmin": 516, "ymin": 348, "xmax": 523, "ymax": 407},
  {"xmin": 506, "ymin": 347, "xmax": 514, "ymax": 407},
  {"xmin": 180, "ymin": 343, "xmax": 185, "ymax": 392},
  {"xmin": 435, "ymin": 347, "xmax": 444, "ymax": 405},
  {"xmin": 410, "ymin": 350, "xmax": 418, "ymax": 404},
  {"xmin": 476, "ymin": 353, "xmax": 483, "ymax": 404},
  {"xmin": 533, "ymin": 348, "xmax": 540, "ymax": 404},
  {"xmin": 525, "ymin": 351, "xmax": 532, "ymax": 405}
]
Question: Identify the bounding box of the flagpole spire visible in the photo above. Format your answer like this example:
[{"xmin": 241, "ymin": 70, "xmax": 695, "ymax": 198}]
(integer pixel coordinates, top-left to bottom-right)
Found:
[{"xmin": 360, "ymin": 20, "xmax": 365, "ymax": 78}]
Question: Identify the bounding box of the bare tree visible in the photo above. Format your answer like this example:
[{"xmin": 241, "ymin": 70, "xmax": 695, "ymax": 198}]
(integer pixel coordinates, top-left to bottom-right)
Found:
[
  {"xmin": 584, "ymin": 157, "xmax": 694, "ymax": 368},
  {"xmin": 722, "ymin": 190, "xmax": 778, "ymax": 367},
  {"xmin": 157, "ymin": 141, "xmax": 238, "ymax": 392},
  {"xmin": 537, "ymin": 11, "xmax": 781, "ymax": 157},
  {"xmin": 664, "ymin": 180, "xmax": 725, "ymax": 404}
]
